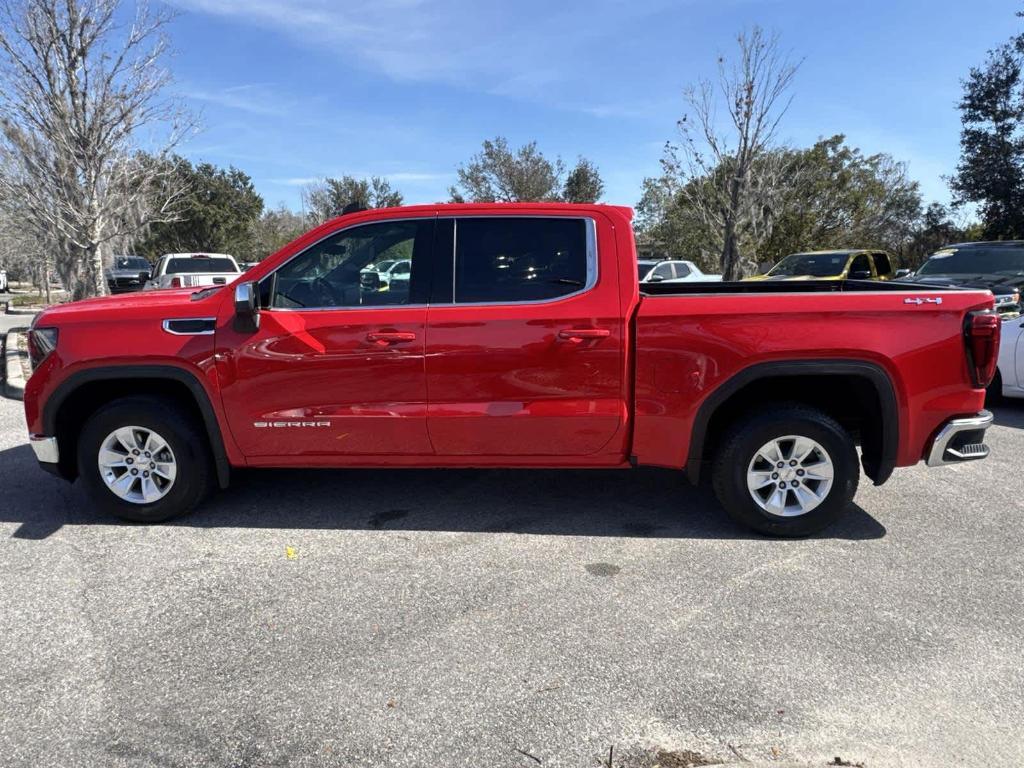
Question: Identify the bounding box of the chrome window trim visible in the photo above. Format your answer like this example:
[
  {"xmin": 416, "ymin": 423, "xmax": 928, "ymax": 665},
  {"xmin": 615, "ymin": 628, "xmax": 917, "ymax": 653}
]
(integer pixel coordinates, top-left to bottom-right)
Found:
[
  {"xmin": 257, "ymin": 213, "xmax": 599, "ymax": 312},
  {"xmin": 443, "ymin": 215, "xmax": 599, "ymax": 308},
  {"xmin": 162, "ymin": 317, "xmax": 217, "ymax": 336},
  {"xmin": 261, "ymin": 216, "xmax": 431, "ymax": 313}
]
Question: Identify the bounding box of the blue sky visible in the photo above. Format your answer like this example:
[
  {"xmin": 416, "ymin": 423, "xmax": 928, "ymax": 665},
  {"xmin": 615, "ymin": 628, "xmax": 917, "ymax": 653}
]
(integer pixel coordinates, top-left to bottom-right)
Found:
[{"xmin": 163, "ymin": 0, "xmax": 1016, "ymax": 214}]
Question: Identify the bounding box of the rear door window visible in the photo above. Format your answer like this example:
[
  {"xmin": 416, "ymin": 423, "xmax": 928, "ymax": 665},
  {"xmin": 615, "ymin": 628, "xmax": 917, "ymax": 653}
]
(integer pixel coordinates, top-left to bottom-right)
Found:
[
  {"xmin": 849, "ymin": 254, "xmax": 871, "ymax": 276},
  {"xmin": 653, "ymin": 263, "xmax": 674, "ymax": 281},
  {"xmin": 452, "ymin": 217, "xmax": 591, "ymax": 303},
  {"xmin": 873, "ymin": 252, "xmax": 892, "ymax": 275}
]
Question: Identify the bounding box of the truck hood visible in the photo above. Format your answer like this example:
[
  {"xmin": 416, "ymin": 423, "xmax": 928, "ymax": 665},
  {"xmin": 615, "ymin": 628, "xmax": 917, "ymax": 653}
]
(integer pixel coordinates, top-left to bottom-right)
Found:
[
  {"xmin": 904, "ymin": 273, "xmax": 1020, "ymax": 296},
  {"xmin": 34, "ymin": 287, "xmax": 221, "ymax": 325},
  {"xmin": 745, "ymin": 274, "xmax": 841, "ymax": 282}
]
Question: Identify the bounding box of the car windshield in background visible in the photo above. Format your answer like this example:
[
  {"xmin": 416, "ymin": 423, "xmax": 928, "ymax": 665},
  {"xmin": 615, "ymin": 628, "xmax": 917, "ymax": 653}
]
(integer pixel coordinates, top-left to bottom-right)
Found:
[
  {"xmin": 769, "ymin": 253, "xmax": 848, "ymax": 277},
  {"xmin": 637, "ymin": 262, "xmax": 658, "ymax": 280},
  {"xmin": 166, "ymin": 257, "xmax": 238, "ymax": 274},
  {"xmin": 113, "ymin": 257, "xmax": 149, "ymax": 270},
  {"xmin": 917, "ymin": 247, "xmax": 1024, "ymax": 276}
]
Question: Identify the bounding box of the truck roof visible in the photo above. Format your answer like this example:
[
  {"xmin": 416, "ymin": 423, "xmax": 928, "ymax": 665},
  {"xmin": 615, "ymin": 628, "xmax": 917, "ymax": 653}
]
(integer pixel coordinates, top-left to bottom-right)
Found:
[
  {"xmin": 159, "ymin": 252, "xmax": 235, "ymax": 259},
  {"xmin": 322, "ymin": 202, "xmax": 635, "ymax": 229},
  {"xmin": 944, "ymin": 240, "xmax": 1024, "ymax": 248}
]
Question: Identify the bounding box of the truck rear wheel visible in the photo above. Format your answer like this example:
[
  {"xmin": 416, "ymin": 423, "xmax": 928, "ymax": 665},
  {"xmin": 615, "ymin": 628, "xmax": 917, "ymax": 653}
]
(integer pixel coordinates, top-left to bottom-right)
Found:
[
  {"xmin": 711, "ymin": 404, "xmax": 859, "ymax": 537},
  {"xmin": 77, "ymin": 396, "xmax": 214, "ymax": 523}
]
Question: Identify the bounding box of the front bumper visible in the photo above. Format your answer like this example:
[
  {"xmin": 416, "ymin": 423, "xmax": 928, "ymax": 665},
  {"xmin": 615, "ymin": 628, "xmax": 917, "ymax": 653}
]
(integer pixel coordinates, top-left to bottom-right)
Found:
[
  {"xmin": 926, "ymin": 410, "xmax": 993, "ymax": 467},
  {"xmin": 29, "ymin": 434, "xmax": 59, "ymax": 464}
]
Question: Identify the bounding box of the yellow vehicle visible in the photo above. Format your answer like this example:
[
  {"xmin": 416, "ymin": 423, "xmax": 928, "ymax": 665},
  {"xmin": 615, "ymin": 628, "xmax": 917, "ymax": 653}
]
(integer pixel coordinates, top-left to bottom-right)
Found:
[{"xmin": 746, "ymin": 249, "xmax": 898, "ymax": 281}]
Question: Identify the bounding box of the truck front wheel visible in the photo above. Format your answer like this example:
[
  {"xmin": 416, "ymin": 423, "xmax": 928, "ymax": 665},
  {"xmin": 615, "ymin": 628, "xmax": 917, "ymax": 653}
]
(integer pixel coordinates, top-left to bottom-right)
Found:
[
  {"xmin": 711, "ymin": 405, "xmax": 859, "ymax": 537},
  {"xmin": 77, "ymin": 395, "xmax": 214, "ymax": 522}
]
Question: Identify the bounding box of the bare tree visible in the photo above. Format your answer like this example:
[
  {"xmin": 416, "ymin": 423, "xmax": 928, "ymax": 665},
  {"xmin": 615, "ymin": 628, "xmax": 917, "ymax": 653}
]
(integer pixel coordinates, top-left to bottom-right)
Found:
[
  {"xmin": 671, "ymin": 26, "xmax": 801, "ymax": 279},
  {"xmin": 0, "ymin": 0, "xmax": 192, "ymax": 300}
]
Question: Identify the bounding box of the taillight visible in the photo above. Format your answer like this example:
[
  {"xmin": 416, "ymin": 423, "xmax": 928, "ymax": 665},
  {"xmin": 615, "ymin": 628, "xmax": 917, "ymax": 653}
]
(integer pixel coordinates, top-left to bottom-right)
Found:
[
  {"xmin": 27, "ymin": 327, "xmax": 58, "ymax": 369},
  {"xmin": 170, "ymin": 276, "xmax": 183, "ymax": 288},
  {"xmin": 964, "ymin": 311, "xmax": 1001, "ymax": 388}
]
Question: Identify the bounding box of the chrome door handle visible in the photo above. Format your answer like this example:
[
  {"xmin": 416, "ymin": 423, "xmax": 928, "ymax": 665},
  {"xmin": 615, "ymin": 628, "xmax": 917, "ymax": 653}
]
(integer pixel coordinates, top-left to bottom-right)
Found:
[
  {"xmin": 367, "ymin": 331, "xmax": 417, "ymax": 345},
  {"xmin": 558, "ymin": 328, "xmax": 611, "ymax": 343}
]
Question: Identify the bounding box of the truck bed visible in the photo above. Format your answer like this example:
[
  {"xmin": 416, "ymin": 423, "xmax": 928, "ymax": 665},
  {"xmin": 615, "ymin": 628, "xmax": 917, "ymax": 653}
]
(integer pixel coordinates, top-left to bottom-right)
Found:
[{"xmin": 631, "ymin": 278, "xmax": 993, "ymax": 477}]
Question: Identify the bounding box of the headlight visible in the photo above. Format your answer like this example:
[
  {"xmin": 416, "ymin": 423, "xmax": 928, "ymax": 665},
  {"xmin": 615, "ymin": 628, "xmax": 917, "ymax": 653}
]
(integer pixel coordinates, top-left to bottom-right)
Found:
[
  {"xmin": 27, "ymin": 327, "xmax": 58, "ymax": 369},
  {"xmin": 995, "ymin": 293, "xmax": 1019, "ymax": 308}
]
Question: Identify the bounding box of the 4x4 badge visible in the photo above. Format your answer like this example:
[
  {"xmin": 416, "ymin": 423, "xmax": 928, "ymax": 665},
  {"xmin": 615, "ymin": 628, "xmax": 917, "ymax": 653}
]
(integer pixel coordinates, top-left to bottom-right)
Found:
[{"xmin": 904, "ymin": 297, "xmax": 943, "ymax": 305}]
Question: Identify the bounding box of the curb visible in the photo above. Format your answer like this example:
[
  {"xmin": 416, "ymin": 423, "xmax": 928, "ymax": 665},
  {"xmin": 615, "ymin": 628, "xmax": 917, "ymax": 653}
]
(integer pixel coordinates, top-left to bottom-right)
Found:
[{"xmin": 3, "ymin": 328, "xmax": 29, "ymax": 401}]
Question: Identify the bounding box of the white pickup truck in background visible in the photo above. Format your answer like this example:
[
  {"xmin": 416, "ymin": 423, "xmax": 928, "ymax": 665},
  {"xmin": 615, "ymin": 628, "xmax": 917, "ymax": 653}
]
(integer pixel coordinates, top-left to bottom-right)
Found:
[{"xmin": 144, "ymin": 253, "xmax": 241, "ymax": 290}]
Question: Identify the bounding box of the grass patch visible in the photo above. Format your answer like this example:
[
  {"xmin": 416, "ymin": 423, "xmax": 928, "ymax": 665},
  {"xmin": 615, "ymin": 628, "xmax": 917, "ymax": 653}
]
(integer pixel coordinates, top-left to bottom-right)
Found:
[{"xmin": 10, "ymin": 293, "xmax": 46, "ymax": 307}]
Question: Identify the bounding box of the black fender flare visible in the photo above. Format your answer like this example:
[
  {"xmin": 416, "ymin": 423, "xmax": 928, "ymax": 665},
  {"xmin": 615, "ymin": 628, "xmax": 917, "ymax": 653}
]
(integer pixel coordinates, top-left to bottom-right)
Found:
[
  {"xmin": 685, "ymin": 359, "xmax": 899, "ymax": 486},
  {"xmin": 44, "ymin": 365, "xmax": 231, "ymax": 489}
]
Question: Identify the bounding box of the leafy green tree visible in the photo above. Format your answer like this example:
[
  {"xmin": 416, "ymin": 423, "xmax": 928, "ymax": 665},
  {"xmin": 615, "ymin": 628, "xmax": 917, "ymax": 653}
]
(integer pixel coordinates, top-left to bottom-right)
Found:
[
  {"xmin": 450, "ymin": 137, "xmax": 604, "ymax": 204},
  {"xmin": 451, "ymin": 137, "xmax": 564, "ymax": 202},
  {"xmin": 135, "ymin": 157, "xmax": 264, "ymax": 260},
  {"xmin": 562, "ymin": 158, "xmax": 605, "ymax": 203},
  {"xmin": 951, "ymin": 11, "xmax": 1024, "ymax": 239},
  {"xmin": 763, "ymin": 136, "xmax": 922, "ymax": 262},
  {"xmin": 251, "ymin": 206, "xmax": 310, "ymax": 261},
  {"xmin": 303, "ymin": 176, "xmax": 403, "ymax": 225},
  {"xmin": 636, "ymin": 135, "xmax": 923, "ymax": 271}
]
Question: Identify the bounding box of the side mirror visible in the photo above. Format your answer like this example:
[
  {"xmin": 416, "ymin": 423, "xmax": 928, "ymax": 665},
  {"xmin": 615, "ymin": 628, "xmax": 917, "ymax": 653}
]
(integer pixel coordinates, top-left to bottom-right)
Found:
[
  {"xmin": 233, "ymin": 281, "xmax": 259, "ymax": 332},
  {"xmin": 895, "ymin": 268, "xmax": 911, "ymax": 278},
  {"xmin": 649, "ymin": 274, "xmax": 665, "ymax": 283},
  {"xmin": 849, "ymin": 270, "xmax": 872, "ymax": 280}
]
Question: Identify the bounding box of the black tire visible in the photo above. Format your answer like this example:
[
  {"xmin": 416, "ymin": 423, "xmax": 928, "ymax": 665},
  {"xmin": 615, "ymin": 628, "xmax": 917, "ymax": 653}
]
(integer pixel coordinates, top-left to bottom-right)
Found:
[
  {"xmin": 711, "ymin": 404, "xmax": 859, "ymax": 537},
  {"xmin": 987, "ymin": 369, "xmax": 1004, "ymax": 405},
  {"xmin": 77, "ymin": 395, "xmax": 214, "ymax": 522}
]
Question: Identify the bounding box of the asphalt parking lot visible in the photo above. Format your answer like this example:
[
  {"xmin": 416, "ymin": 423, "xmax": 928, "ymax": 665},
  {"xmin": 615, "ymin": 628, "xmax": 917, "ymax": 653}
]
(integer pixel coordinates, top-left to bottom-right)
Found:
[{"xmin": 0, "ymin": 390, "xmax": 1022, "ymax": 768}]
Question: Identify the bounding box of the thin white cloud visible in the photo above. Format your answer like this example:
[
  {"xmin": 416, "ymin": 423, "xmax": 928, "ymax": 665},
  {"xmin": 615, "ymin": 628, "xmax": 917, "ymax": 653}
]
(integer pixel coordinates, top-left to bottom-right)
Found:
[
  {"xmin": 170, "ymin": 0, "xmax": 677, "ymax": 111},
  {"xmin": 182, "ymin": 83, "xmax": 290, "ymax": 116}
]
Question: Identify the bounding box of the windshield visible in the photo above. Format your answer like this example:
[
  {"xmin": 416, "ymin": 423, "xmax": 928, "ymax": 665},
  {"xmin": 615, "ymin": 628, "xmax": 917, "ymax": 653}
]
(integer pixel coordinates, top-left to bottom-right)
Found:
[
  {"xmin": 637, "ymin": 261, "xmax": 658, "ymax": 280},
  {"xmin": 165, "ymin": 257, "xmax": 238, "ymax": 274},
  {"xmin": 769, "ymin": 252, "xmax": 850, "ymax": 277},
  {"xmin": 112, "ymin": 257, "xmax": 149, "ymax": 270},
  {"xmin": 917, "ymin": 247, "xmax": 1024, "ymax": 277}
]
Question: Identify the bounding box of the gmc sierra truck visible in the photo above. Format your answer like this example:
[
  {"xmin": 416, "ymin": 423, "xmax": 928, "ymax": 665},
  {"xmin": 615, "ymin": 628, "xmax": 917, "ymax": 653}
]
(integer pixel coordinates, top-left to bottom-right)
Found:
[{"xmin": 23, "ymin": 204, "xmax": 999, "ymax": 536}]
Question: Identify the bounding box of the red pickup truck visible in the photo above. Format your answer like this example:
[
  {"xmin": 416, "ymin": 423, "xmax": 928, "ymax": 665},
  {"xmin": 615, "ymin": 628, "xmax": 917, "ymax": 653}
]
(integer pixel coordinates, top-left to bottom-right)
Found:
[{"xmin": 23, "ymin": 204, "xmax": 999, "ymax": 536}]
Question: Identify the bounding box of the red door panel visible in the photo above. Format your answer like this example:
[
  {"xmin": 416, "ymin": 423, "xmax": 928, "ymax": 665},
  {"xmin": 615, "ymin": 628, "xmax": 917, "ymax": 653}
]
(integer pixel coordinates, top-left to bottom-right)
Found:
[
  {"xmin": 425, "ymin": 312, "xmax": 625, "ymax": 454},
  {"xmin": 217, "ymin": 307, "xmax": 431, "ymax": 457},
  {"xmin": 424, "ymin": 215, "xmax": 626, "ymax": 457}
]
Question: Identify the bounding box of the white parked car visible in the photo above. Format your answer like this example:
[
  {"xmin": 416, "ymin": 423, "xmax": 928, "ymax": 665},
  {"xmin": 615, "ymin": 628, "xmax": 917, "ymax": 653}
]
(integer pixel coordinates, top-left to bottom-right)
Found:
[
  {"xmin": 145, "ymin": 253, "xmax": 241, "ymax": 290},
  {"xmin": 637, "ymin": 259, "xmax": 722, "ymax": 284},
  {"xmin": 359, "ymin": 258, "xmax": 411, "ymax": 292},
  {"xmin": 993, "ymin": 316, "xmax": 1024, "ymax": 400}
]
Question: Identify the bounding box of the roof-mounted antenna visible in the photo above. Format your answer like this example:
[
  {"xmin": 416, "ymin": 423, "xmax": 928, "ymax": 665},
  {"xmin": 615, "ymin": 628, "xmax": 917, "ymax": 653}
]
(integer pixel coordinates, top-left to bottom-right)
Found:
[{"xmin": 342, "ymin": 202, "xmax": 367, "ymax": 216}]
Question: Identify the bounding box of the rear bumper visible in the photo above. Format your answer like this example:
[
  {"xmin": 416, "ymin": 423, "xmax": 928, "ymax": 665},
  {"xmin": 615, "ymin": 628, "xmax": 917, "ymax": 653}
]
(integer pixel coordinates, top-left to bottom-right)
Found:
[{"xmin": 926, "ymin": 410, "xmax": 993, "ymax": 467}]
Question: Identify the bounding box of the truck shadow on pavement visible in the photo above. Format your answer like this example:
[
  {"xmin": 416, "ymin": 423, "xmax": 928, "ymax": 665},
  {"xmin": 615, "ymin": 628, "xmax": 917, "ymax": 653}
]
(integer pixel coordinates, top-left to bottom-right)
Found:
[{"xmin": 0, "ymin": 444, "xmax": 885, "ymax": 540}]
